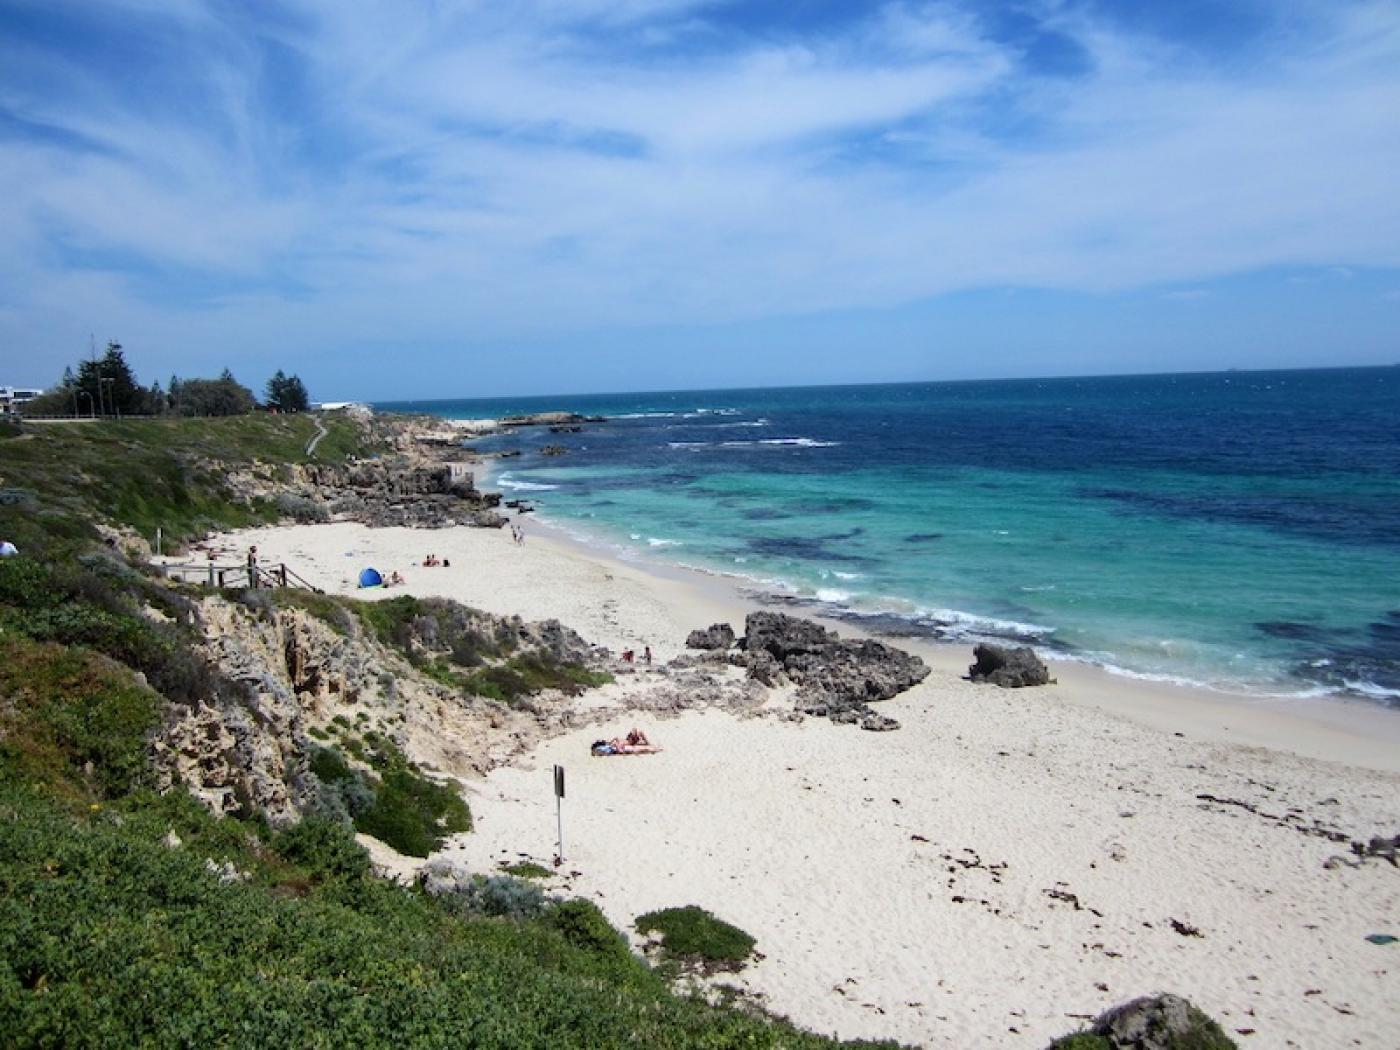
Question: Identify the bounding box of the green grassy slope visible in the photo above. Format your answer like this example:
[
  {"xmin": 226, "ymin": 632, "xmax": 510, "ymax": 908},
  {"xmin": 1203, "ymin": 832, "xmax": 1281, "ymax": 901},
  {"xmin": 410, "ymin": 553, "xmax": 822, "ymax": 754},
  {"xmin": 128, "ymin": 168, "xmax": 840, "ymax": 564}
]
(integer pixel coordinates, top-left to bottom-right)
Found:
[{"xmin": 0, "ymin": 416, "xmax": 899, "ymax": 1048}]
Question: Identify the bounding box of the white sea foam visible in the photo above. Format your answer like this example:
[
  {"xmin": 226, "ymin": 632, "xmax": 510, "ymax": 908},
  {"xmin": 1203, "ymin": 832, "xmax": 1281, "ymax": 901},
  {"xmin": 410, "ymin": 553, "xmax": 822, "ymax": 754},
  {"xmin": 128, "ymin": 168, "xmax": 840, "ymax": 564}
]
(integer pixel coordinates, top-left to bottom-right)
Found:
[
  {"xmin": 669, "ymin": 437, "xmax": 837, "ymax": 449},
  {"xmin": 613, "ymin": 411, "xmax": 682, "ymax": 419},
  {"xmin": 647, "ymin": 537, "xmax": 682, "ymax": 548},
  {"xmin": 831, "ymin": 570, "xmax": 864, "ymax": 581},
  {"xmin": 1340, "ymin": 678, "xmax": 1400, "ymax": 701},
  {"xmin": 496, "ymin": 474, "xmax": 559, "ymax": 492},
  {"xmin": 815, "ymin": 588, "xmax": 851, "ymax": 603}
]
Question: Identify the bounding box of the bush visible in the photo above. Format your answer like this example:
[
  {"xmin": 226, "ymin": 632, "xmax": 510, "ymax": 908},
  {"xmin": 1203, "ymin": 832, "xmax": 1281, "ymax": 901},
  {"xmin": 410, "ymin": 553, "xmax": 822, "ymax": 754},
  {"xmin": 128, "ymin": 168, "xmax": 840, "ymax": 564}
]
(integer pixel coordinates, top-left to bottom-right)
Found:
[
  {"xmin": 636, "ymin": 906, "xmax": 757, "ymax": 972},
  {"xmin": 354, "ymin": 765, "xmax": 471, "ymax": 858},
  {"xmin": 0, "ymin": 637, "xmax": 161, "ymax": 800},
  {"xmin": 455, "ymin": 875, "xmax": 552, "ymax": 920},
  {"xmin": 503, "ymin": 861, "xmax": 555, "ymax": 880},
  {"xmin": 546, "ymin": 899, "xmax": 635, "ymax": 967},
  {"xmin": 271, "ymin": 816, "xmax": 371, "ymax": 883},
  {"xmin": 274, "ymin": 492, "xmax": 329, "ymax": 522}
]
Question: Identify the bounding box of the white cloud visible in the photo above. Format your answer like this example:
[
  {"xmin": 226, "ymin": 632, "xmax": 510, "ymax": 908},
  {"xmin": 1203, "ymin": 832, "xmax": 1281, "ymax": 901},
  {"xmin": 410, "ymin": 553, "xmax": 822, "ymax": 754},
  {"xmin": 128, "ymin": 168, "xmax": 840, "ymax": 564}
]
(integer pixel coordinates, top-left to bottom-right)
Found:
[{"xmin": 2, "ymin": 0, "xmax": 1400, "ymax": 383}]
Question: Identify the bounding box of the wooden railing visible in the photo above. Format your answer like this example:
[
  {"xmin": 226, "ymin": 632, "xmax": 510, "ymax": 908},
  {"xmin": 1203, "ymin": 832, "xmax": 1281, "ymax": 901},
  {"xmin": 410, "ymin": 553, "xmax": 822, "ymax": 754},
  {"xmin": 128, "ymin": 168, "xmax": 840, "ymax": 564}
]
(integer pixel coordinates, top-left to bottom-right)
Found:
[{"xmin": 160, "ymin": 561, "xmax": 322, "ymax": 593}]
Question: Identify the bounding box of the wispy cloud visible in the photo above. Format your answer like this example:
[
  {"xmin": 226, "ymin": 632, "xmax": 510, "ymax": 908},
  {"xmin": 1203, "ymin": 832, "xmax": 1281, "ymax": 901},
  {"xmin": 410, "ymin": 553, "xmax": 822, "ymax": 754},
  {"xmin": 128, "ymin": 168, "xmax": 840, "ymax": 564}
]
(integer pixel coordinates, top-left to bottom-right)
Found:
[{"xmin": 2, "ymin": 0, "xmax": 1399, "ymax": 389}]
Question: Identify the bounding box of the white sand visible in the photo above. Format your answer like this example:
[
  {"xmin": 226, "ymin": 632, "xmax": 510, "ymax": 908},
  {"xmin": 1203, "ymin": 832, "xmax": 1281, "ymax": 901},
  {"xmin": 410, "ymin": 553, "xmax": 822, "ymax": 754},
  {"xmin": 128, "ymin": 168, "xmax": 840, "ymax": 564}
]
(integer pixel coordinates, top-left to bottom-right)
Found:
[{"xmin": 210, "ymin": 519, "xmax": 1400, "ymax": 1048}]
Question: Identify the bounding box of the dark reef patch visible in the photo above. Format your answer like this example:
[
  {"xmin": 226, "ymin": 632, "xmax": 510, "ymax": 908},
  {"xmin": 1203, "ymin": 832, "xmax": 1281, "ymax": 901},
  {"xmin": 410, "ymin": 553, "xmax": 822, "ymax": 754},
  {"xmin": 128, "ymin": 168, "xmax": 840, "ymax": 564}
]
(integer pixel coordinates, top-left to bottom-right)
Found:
[
  {"xmin": 742, "ymin": 508, "xmax": 793, "ymax": 521},
  {"xmin": 748, "ymin": 535, "xmax": 874, "ymax": 565}
]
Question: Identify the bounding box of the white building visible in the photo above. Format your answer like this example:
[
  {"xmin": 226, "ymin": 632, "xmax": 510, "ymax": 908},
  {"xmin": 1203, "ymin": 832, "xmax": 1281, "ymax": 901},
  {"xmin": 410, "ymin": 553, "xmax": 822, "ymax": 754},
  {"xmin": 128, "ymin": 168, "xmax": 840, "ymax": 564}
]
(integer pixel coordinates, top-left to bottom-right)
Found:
[{"xmin": 0, "ymin": 386, "xmax": 44, "ymax": 415}]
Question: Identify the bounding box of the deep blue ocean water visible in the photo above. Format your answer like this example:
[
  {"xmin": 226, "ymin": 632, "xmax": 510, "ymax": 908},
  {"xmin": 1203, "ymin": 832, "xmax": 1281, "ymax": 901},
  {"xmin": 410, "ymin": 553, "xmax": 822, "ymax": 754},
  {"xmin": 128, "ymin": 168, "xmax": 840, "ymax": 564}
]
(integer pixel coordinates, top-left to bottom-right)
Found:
[{"xmin": 378, "ymin": 367, "xmax": 1400, "ymax": 704}]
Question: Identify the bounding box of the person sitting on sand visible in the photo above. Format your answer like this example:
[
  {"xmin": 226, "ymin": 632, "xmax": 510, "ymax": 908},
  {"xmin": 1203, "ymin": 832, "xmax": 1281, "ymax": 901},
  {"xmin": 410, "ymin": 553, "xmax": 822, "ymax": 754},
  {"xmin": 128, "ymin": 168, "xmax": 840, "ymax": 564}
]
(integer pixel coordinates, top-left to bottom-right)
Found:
[
  {"xmin": 387, "ymin": 570, "xmax": 405, "ymax": 587},
  {"xmin": 625, "ymin": 728, "xmax": 651, "ymax": 747},
  {"xmin": 423, "ymin": 554, "xmax": 439, "ymax": 567}
]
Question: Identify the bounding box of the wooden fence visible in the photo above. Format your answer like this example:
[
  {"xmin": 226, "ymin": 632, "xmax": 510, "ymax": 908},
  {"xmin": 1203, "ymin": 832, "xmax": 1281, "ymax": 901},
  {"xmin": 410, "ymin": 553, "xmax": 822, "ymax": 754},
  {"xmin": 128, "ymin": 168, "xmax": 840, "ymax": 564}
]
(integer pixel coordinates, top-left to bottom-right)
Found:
[{"xmin": 159, "ymin": 561, "xmax": 321, "ymax": 592}]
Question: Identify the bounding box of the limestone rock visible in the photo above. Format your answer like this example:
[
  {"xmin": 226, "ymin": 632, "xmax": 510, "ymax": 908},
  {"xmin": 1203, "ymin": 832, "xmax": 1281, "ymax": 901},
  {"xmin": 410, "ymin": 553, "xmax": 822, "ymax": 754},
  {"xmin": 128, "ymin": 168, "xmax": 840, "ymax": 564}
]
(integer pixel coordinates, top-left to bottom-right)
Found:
[
  {"xmin": 686, "ymin": 623, "xmax": 736, "ymax": 650},
  {"xmin": 968, "ymin": 643, "xmax": 1052, "ymax": 688},
  {"xmin": 1068, "ymin": 993, "xmax": 1237, "ymax": 1050},
  {"xmin": 738, "ymin": 612, "xmax": 928, "ymax": 728}
]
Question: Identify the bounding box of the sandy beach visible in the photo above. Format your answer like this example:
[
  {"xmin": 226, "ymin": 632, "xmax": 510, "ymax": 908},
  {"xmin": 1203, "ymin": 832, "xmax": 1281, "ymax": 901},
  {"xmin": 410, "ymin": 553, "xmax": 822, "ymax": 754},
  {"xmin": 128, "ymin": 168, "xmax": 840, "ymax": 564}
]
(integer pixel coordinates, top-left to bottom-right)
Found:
[{"xmin": 207, "ymin": 518, "xmax": 1400, "ymax": 1048}]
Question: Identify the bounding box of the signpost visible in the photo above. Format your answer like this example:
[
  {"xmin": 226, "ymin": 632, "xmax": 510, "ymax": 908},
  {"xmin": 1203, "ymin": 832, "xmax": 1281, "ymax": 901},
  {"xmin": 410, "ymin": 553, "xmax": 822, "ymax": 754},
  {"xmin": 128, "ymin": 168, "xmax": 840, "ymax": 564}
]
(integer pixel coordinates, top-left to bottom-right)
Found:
[{"xmin": 553, "ymin": 764, "xmax": 566, "ymax": 863}]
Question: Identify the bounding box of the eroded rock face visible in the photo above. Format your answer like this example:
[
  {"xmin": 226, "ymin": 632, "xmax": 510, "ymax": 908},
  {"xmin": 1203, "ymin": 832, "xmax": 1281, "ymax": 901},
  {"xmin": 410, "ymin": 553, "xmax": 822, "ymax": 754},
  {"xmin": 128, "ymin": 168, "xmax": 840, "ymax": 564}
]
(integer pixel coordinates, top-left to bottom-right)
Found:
[
  {"xmin": 298, "ymin": 460, "xmax": 506, "ymax": 529},
  {"xmin": 737, "ymin": 612, "xmax": 929, "ymax": 729},
  {"xmin": 149, "ymin": 594, "xmax": 603, "ymax": 830},
  {"xmin": 685, "ymin": 623, "xmax": 736, "ymax": 650},
  {"xmin": 968, "ymin": 643, "xmax": 1052, "ymax": 688}
]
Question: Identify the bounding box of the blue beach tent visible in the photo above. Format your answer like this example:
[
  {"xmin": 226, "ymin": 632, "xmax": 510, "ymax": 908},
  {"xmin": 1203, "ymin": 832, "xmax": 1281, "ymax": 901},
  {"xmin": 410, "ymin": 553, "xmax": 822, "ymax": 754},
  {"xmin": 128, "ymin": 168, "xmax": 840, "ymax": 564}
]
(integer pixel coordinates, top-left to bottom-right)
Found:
[{"xmin": 358, "ymin": 567, "xmax": 384, "ymax": 588}]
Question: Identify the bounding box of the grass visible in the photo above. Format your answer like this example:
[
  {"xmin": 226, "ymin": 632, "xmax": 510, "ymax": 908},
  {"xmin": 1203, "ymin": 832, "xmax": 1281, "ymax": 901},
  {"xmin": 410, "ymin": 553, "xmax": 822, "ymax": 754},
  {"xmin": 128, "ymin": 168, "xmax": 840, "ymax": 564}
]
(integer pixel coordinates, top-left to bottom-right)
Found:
[
  {"xmin": 0, "ymin": 414, "xmax": 375, "ymax": 556},
  {"xmin": 502, "ymin": 861, "xmax": 556, "ymax": 880},
  {"xmin": 0, "ymin": 636, "xmax": 161, "ymax": 803},
  {"xmin": 636, "ymin": 906, "xmax": 758, "ymax": 973}
]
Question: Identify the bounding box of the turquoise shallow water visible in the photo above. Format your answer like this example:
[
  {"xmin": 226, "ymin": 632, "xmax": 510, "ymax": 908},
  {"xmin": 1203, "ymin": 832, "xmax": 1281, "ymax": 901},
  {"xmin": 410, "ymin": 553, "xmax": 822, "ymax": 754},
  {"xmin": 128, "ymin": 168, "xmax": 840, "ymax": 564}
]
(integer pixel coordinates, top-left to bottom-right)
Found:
[{"xmin": 378, "ymin": 368, "xmax": 1400, "ymax": 704}]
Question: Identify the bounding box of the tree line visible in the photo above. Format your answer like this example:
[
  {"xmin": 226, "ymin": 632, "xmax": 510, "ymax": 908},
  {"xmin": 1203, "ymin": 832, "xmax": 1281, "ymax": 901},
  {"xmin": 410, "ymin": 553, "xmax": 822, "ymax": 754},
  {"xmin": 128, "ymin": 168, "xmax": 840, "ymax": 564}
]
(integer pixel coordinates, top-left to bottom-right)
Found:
[{"xmin": 21, "ymin": 343, "xmax": 310, "ymax": 418}]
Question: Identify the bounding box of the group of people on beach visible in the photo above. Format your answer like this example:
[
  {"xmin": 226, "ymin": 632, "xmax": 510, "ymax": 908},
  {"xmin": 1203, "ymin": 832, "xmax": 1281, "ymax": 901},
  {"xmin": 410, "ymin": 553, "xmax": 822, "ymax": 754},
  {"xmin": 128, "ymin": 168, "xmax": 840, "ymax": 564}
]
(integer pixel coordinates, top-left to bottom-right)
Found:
[
  {"xmin": 422, "ymin": 553, "xmax": 449, "ymax": 567},
  {"xmin": 619, "ymin": 646, "xmax": 652, "ymax": 665},
  {"xmin": 509, "ymin": 522, "xmax": 526, "ymax": 546}
]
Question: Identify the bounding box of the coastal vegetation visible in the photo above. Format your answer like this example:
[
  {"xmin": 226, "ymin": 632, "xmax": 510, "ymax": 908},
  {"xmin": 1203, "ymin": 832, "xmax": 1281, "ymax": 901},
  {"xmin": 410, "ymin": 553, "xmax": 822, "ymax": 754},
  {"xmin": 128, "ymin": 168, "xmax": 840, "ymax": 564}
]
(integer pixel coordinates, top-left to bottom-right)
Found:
[
  {"xmin": 637, "ymin": 905, "xmax": 758, "ymax": 974},
  {"xmin": 0, "ymin": 409, "xmax": 1241, "ymax": 1047},
  {"xmin": 0, "ymin": 413, "xmax": 899, "ymax": 1048},
  {"xmin": 0, "ymin": 411, "xmax": 371, "ymax": 556},
  {"xmin": 354, "ymin": 594, "xmax": 612, "ymax": 705}
]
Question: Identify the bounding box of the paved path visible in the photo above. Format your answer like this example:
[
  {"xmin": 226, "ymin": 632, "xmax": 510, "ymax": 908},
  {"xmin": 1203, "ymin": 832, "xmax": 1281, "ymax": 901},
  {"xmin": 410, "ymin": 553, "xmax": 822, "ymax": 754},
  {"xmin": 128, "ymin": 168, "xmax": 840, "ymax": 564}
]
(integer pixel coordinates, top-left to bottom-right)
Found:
[{"xmin": 305, "ymin": 415, "xmax": 328, "ymax": 457}]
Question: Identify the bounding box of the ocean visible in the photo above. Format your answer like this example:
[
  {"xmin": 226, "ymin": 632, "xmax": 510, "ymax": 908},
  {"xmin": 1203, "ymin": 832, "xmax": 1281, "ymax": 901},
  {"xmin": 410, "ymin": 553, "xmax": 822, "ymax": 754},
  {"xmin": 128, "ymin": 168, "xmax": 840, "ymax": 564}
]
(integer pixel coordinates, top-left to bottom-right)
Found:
[{"xmin": 377, "ymin": 367, "xmax": 1400, "ymax": 705}]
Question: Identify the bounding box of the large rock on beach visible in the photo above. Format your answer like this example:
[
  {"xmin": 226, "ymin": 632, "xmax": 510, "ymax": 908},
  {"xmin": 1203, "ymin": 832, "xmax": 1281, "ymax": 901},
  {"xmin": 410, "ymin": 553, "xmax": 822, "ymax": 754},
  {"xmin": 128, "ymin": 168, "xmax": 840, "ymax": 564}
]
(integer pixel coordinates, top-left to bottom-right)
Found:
[
  {"xmin": 686, "ymin": 623, "xmax": 736, "ymax": 650},
  {"xmin": 737, "ymin": 612, "xmax": 929, "ymax": 729},
  {"xmin": 1055, "ymin": 992, "xmax": 1237, "ymax": 1049},
  {"xmin": 968, "ymin": 643, "xmax": 1052, "ymax": 688}
]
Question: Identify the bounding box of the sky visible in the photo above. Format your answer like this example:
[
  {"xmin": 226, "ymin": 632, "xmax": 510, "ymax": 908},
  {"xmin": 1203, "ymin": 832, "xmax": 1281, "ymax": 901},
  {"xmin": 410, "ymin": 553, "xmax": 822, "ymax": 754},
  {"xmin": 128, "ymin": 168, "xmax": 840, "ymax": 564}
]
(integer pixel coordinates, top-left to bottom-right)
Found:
[{"xmin": 2, "ymin": 0, "xmax": 1398, "ymax": 400}]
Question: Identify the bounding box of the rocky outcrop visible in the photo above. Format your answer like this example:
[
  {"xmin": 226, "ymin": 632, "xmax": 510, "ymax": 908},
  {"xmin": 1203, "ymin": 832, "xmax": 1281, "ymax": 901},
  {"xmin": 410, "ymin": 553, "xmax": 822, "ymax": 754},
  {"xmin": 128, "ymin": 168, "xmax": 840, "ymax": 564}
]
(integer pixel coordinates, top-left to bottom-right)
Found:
[
  {"xmin": 296, "ymin": 458, "xmax": 506, "ymax": 529},
  {"xmin": 736, "ymin": 612, "xmax": 929, "ymax": 729},
  {"xmin": 968, "ymin": 643, "xmax": 1053, "ymax": 688},
  {"xmin": 539, "ymin": 445, "xmax": 568, "ymax": 457},
  {"xmin": 1054, "ymin": 993, "xmax": 1237, "ymax": 1049},
  {"xmin": 686, "ymin": 623, "xmax": 736, "ymax": 650},
  {"xmin": 500, "ymin": 412, "xmax": 603, "ymax": 427},
  {"xmin": 150, "ymin": 593, "xmax": 607, "ymax": 829}
]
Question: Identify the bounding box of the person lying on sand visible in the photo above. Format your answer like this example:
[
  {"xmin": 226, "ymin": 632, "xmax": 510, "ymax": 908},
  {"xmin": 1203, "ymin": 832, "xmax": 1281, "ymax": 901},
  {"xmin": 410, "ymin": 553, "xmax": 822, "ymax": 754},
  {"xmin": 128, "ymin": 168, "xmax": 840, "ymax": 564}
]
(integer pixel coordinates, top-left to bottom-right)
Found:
[{"xmin": 591, "ymin": 729, "xmax": 661, "ymax": 755}]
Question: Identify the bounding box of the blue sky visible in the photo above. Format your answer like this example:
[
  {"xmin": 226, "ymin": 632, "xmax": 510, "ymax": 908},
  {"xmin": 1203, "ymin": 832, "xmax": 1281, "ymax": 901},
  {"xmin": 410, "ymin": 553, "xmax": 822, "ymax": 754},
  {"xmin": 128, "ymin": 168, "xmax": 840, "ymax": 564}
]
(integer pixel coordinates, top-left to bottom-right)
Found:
[{"xmin": 2, "ymin": 0, "xmax": 1398, "ymax": 399}]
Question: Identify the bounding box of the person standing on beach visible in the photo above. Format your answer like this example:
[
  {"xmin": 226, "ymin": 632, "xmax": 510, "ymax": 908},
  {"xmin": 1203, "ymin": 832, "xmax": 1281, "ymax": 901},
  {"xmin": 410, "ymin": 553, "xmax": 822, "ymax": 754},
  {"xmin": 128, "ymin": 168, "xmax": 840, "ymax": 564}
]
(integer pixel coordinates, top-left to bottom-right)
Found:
[{"xmin": 246, "ymin": 546, "xmax": 259, "ymax": 587}]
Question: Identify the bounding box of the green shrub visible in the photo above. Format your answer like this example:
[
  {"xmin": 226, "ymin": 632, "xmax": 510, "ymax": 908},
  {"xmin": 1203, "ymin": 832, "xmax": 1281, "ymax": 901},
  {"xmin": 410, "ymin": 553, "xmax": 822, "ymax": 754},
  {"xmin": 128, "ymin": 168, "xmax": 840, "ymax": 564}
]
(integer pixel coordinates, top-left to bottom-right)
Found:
[
  {"xmin": 355, "ymin": 765, "xmax": 471, "ymax": 858},
  {"xmin": 271, "ymin": 816, "xmax": 372, "ymax": 883},
  {"xmin": 0, "ymin": 637, "xmax": 161, "ymax": 800},
  {"xmin": 636, "ymin": 906, "xmax": 757, "ymax": 972},
  {"xmin": 503, "ymin": 861, "xmax": 555, "ymax": 880},
  {"xmin": 448, "ymin": 875, "xmax": 552, "ymax": 920},
  {"xmin": 547, "ymin": 900, "xmax": 635, "ymax": 967}
]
